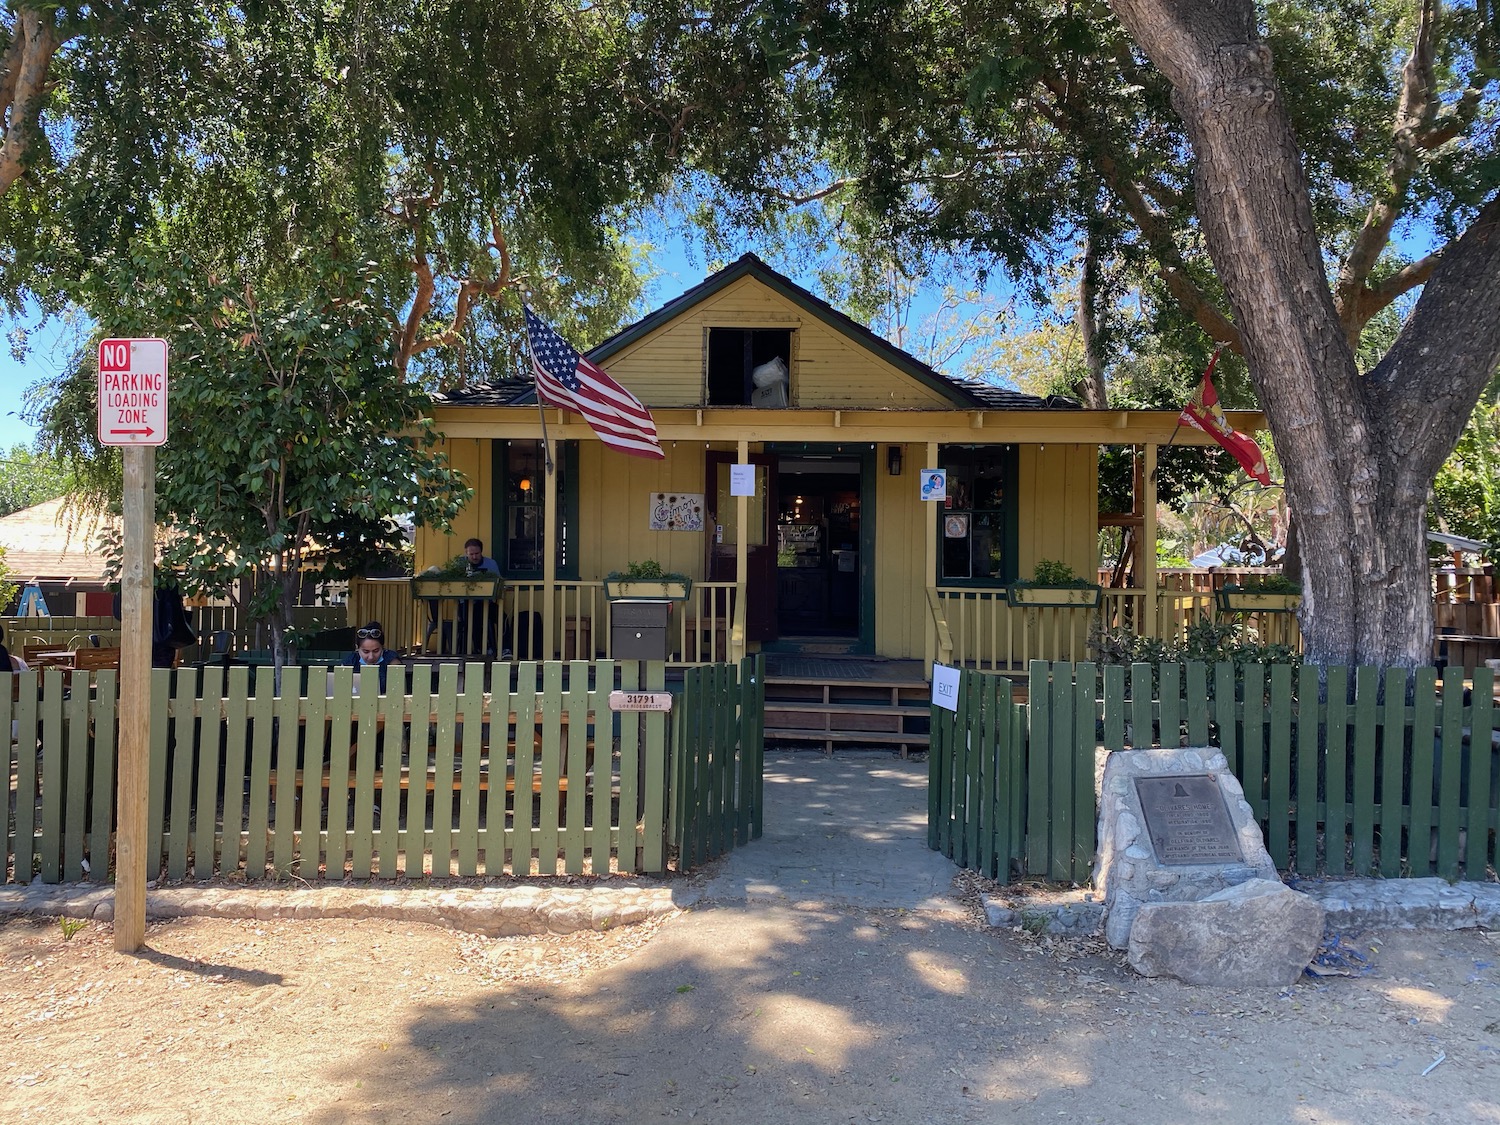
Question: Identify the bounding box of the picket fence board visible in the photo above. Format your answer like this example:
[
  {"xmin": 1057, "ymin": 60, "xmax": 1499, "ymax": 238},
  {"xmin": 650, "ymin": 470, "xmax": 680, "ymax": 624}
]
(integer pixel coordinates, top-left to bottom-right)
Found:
[
  {"xmin": 90, "ymin": 671, "xmax": 118, "ymax": 882},
  {"xmin": 1295, "ymin": 665, "xmax": 1318, "ymax": 875},
  {"xmin": 1350, "ymin": 665, "xmax": 1379, "ymax": 874},
  {"xmin": 1472, "ymin": 669, "xmax": 1497, "ymax": 864},
  {"xmin": 298, "ymin": 672, "xmax": 329, "ymax": 880},
  {"xmin": 39, "ymin": 670, "xmax": 65, "ymax": 882},
  {"xmin": 1324, "ymin": 665, "xmax": 1349, "ymax": 876},
  {"xmin": 1435, "ymin": 668, "xmax": 1461, "ymax": 879}
]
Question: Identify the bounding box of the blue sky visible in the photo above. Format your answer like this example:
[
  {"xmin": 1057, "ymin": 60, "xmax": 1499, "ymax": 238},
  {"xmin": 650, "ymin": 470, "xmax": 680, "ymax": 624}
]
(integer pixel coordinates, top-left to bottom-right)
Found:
[{"xmin": 0, "ymin": 306, "xmax": 79, "ymax": 449}]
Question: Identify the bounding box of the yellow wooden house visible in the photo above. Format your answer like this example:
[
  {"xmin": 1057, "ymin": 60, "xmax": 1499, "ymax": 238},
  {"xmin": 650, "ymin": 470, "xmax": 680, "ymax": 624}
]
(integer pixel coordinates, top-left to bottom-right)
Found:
[{"xmin": 358, "ymin": 254, "xmax": 1263, "ymax": 670}]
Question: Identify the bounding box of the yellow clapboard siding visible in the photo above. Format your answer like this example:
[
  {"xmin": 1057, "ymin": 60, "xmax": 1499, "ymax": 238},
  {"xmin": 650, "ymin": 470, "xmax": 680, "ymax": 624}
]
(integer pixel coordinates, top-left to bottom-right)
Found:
[
  {"xmin": 603, "ymin": 276, "xmax": 952, "ymax": 409},
  {"xmin": 1017, "ymin": 444, "xmax": 1098, "ymax": 582},
  {"xmin": 416, "ymin": 436, "xmax": 490, "ymax": 567},
  {"xmin": 577, "ymin": 441, "xmax": 710, "ymax": 583}
]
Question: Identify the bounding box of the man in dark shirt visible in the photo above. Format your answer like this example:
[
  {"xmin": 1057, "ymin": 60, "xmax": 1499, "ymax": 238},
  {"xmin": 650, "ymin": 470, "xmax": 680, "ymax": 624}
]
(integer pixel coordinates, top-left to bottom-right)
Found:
[{"xmin": 459, "ymin": 538, "xmax": 503, "ymax": 655}]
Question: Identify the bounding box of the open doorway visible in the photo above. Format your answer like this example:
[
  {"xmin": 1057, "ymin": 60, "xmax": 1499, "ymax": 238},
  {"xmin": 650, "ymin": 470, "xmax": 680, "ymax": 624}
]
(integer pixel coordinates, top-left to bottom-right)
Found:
[{"xmin": 776, "ymin": 458, "xmax": 862, "ymax": 638}]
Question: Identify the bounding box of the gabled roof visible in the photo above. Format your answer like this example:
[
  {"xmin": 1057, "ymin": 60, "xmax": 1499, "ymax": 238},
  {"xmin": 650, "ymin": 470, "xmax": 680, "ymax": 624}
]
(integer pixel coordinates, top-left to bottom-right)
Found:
[
  {"xmin": 434, "ymin": 254, "xmax": 1078, "ymax": 412},
  {"xmin": 0, "ymin": 497, "xmax": 109, "ymax": 584}
]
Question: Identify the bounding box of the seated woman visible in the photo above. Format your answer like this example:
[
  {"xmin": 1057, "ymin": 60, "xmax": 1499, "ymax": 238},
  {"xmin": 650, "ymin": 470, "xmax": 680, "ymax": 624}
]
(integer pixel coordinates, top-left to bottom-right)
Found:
[
  {"xmin": 343, "ymin": 621, "xmax": 402, "ymax": 693},
  {"xmin": 0, "ymin": 623, "xmax": 26, "ymax": 673}
]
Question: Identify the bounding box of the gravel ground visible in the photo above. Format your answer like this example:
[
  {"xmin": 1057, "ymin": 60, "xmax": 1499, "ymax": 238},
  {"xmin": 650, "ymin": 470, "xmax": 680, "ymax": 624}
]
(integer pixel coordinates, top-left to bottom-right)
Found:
[{"xmin": 3, "ymin": 871, "xmax": 1498, "ymax": 1125}]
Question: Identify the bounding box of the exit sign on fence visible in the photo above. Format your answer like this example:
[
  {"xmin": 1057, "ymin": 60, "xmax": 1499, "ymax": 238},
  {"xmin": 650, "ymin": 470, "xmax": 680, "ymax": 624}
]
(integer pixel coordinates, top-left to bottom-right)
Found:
[{"xmin": 97, "ymin": 338, "xmax": 169, "ymax": 446}]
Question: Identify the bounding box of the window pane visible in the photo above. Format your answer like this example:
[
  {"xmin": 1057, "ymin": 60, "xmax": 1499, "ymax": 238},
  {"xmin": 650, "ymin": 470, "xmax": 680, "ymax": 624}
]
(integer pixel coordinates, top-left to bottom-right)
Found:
[{"xmin": 937, "ymin": 445, "xmax": 1011, "ymax": 584}]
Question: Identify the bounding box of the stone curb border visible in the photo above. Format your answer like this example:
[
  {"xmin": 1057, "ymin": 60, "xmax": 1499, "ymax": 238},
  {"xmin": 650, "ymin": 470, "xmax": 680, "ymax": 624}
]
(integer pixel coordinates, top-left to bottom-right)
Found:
[
  {"xmin": 0, "ymin": 882, "xmax": 703, "ymax": 939},
  {"xmin": 982, "ymin": 878, "xmax": 1500, "ymax": 938}
]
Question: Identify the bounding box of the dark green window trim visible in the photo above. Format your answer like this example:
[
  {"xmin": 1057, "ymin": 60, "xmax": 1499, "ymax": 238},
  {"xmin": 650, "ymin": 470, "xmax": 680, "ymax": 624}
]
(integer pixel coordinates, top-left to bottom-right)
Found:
[
  {"xmin": 490, "ymin": 439, "xmax": 579, "ymax": 580},
  {"xmin": 934, "ymin": 444, "xmax": 1018, "ymax": 587}
]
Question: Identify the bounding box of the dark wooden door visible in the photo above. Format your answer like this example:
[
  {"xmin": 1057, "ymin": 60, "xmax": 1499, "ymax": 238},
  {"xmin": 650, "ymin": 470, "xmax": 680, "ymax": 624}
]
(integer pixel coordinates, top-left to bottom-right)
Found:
[{"xmin": 705, "ymin": 452, "xmax": 778, "ymax": 642}]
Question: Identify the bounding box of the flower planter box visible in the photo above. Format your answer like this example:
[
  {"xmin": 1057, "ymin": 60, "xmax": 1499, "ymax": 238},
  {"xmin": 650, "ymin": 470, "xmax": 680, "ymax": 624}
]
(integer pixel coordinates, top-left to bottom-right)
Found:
[
  {"xmin": 604, "ymin": 577, "xmax": 692, "ymax": 602},
  {"xmin": 1005, "ymin": 584, "xmax": 1103, "ymax": 608},
  {"xmin": 410, "ymin": 575, "xmax": 505, "ymax": 601},
  {"xmin": 1215, "ymin": 591, "xmax": 1300, "ymax": 614}
]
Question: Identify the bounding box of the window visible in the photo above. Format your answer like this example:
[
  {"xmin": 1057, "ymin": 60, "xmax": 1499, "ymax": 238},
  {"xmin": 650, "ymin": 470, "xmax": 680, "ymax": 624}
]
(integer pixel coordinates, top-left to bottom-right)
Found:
[
  {"xmin": 706, "ymin": 328, "xmax": 791, "ymax": 406},
  {"xmin": 491, "ymin": 440, "xmax": 579, "ymax": 578},
  {"xmin": 937, "ymin": 445, "xmax": 1017, "ymax": 585}
]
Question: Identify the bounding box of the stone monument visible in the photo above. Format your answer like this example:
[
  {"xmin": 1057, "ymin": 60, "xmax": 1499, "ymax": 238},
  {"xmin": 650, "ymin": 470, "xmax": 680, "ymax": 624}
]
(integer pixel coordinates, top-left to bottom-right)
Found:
[{"xmin": 1095, "ymin": 747, "xmax": 1323, "ymax": 986}]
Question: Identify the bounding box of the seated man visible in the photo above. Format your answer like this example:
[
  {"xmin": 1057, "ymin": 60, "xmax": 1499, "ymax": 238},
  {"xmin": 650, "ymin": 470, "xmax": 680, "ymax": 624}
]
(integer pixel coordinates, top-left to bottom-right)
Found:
[{"xmin": 455, "ymin": 537, "xmax": 502, "ymax": 655}]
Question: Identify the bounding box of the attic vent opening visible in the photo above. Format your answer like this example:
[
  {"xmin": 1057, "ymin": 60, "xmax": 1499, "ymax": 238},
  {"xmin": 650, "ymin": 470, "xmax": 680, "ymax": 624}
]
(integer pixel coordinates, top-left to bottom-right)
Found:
[{"xmin": 707, "ymin": 328, "xmax": 791, "ymax": 406}]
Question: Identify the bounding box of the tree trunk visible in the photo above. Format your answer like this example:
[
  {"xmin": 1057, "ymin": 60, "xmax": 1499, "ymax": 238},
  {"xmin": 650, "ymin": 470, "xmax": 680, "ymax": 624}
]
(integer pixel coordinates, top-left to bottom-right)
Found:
[{"xmin": 1109, "ymin": 0, "xmax": 1500, "ymax": 668}]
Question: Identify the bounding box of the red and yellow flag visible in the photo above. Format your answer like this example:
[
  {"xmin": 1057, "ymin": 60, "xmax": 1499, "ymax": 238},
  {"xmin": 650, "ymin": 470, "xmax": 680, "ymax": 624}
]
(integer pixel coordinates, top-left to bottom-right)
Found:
[{"xmin": 1179, "ymin": 351, "xmax": 1271, "ymax": 485}]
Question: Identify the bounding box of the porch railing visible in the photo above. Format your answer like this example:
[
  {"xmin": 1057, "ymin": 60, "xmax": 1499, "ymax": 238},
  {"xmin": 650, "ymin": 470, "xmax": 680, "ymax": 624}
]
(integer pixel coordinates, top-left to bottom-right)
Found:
[
  {"xmin": 345, "ymin": 578, "xmax": 740, "ymax": 665},
  {"xmin": 931, "ymin": 586, "xmax": 1304, "ymax": 669}
]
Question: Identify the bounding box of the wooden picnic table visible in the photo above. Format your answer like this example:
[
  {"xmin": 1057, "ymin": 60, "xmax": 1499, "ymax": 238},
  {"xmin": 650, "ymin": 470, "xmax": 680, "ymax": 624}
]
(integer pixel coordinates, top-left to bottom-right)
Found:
[{"xmin": 25, "ymin": 649, "xmax": 77, "ymax": 670}]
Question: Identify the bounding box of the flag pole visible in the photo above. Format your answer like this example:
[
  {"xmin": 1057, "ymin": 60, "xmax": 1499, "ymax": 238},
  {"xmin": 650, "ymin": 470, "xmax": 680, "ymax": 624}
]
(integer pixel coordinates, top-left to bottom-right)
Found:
[
  {"xmin": 1152, "ymin": 345, "xmax": 1224, "ymax": 481},
  {"xmin": 524, "ymin": 303, "xmax": 556, "ymax": 476}
]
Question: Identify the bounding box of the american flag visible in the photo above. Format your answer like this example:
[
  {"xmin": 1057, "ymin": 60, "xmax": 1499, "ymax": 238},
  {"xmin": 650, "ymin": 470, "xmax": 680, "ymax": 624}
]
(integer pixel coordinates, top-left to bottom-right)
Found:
[{"xmin": 525, "ymin": 306, "xmax": 664, "ymax": 459}]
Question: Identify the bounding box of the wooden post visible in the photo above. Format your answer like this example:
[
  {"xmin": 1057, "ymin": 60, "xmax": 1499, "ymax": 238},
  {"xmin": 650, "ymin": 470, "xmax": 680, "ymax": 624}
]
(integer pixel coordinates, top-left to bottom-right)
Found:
[
  {"xmin": 1143, "ymin": 443, "xmax": 1159, "ymax": 639},
  {"xmin": 736, "ymin": 439, "xmax": 749, "ymax": 654},
  {"xmin": 542, "ymin": 436, "xmax": 558, "ymax": 660},
  {"xmin": 115, "ymin": 445, "xmax": 154, "ymax": 952},
  {"xmin": 925, "ymin": 441, "xmax": 938, "ymax": 669}
]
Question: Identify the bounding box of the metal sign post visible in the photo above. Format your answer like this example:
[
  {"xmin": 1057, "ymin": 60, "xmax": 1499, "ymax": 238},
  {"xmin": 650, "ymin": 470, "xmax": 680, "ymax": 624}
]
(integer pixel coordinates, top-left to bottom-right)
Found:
[{"xmin": 98, "ymin": 338, "xmax": 167, "ymax": 953}]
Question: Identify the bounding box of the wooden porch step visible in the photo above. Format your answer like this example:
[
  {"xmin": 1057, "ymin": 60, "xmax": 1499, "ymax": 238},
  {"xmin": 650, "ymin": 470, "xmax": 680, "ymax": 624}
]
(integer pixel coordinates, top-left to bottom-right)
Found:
[
  {"xmin": 765, "ymin": 701, "xmax": 930, "ymax": 716},
  {"xmin": 763, "ymin": 727, "xmax": 930, "ymax": 749},
  {"xmin": 764, "ymin": 676, "xmax": 929, "ymax": 690}
]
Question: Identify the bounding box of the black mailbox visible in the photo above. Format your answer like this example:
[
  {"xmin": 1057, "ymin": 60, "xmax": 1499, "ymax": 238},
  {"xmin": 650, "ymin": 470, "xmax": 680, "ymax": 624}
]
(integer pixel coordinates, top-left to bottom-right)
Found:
[{"xmin": 611, "ymin": 599, "xmax": 672, "ymax": 661}]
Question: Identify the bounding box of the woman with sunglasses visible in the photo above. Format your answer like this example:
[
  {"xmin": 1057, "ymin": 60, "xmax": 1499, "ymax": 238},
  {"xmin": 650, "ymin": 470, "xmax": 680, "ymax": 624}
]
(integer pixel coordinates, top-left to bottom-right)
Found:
[{"xmin": 344, "ymin": 621, "xmax": 401, "ymax": 692}]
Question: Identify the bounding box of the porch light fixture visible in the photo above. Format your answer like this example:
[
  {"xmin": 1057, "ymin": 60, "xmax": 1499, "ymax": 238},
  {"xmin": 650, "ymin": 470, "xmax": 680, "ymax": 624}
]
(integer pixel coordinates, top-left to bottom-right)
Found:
[{"xmin": 887, "ymin": 445, "xmax": 903, "ymax": 476}]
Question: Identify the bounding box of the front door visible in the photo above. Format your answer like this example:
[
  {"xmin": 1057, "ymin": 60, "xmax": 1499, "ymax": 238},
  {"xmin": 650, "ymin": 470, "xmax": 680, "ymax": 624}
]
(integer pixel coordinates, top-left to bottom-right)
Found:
[
  {"xmin": 773, "ymin": 453, "xmax": 866, "ymax": 642},
  {"xmin": 705, "ymin": 452, "xmax": 778, "ymax": 642}
]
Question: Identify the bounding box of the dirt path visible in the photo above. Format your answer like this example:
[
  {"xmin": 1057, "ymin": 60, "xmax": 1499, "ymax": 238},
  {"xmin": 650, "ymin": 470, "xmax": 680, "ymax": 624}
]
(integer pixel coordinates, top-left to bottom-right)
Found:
[{"xmin": 3, "ymin": 892, "xmax": 1497, "ymax": 1124}]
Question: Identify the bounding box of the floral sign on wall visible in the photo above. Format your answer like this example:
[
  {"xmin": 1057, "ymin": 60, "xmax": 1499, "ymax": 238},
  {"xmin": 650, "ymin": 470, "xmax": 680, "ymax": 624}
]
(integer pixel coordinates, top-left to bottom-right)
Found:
[{"xmin": 650, "ymin": 492, "xmax": 705, "ymax": 532}]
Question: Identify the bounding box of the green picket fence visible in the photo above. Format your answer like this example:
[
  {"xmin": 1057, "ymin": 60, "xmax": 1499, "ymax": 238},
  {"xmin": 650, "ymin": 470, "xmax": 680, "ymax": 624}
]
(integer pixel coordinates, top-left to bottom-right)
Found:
[
  {"xmin": 927, "ymin": 670, "xmax": 1027, "ymax": 879},
  {"xmin": 5, "ymin": 660, "xmax": 686, "ymax": 882},
  {"xmin": 932, "ymin": 660, "xmax": 1500, "ymax": 885},
  {"xmin": 672, "ymin": 655, "xmax": 765, "ymax": 872}
]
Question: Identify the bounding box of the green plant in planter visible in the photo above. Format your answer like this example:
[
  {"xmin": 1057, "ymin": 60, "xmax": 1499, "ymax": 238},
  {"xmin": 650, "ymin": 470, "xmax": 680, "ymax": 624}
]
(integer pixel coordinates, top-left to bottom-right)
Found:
[
  {"xmin": 1006, "ymin": 559, "xmax": 1102, "ymax": 607},
  {"xmin": 1025, "ymin": 559, "xmax": 1092, "ymax": 588},
  {"xmin": 605, "ymin": 559, "xmax": 691, "ymax": 600},
  {"xmin": 1221, "ymin": 574, "xmax": 1302, "ymax": 595}
]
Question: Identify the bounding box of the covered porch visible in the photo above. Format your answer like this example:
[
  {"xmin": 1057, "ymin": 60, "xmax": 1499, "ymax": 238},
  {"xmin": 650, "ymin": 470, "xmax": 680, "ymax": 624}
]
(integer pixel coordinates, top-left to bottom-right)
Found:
[{"xmin": 397, "ymin": 407, "xmax": 1268, "ymax": 673}]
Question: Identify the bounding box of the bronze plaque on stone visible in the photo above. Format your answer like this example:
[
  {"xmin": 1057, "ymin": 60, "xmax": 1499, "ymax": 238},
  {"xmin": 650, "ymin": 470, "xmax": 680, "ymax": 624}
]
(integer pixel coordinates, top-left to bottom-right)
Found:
[{"xmin": 1133, "ymin": 774, "xmax": 1244, "ymax": 866}]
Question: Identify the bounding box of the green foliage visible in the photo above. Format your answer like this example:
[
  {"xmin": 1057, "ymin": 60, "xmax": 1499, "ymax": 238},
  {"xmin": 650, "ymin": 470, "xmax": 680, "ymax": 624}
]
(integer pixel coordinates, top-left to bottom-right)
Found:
[
  {"xmin": 71, "ymin": 247, "xmax": 471, "ymax": 664},
  {"xmin": 1090, "ymin": 615, "xmax": 1302, "ymax": 675},
  {"xmin": 1223, "ymin": 575, "xmax": 1303, "ymax": 595},
  {"xmin": 1432, "ymin": 387, "xmax": 1500, "ymax": 554},
  {"xmin": 0, "ymin": 545, "xmax": 15, "ymax": 614},
  {"xmin": 57, "ymin": 916, "xmax": 88, "ymax": 942},
  {"xmin": 423, "ymin": 555, "xmax": 479, "ymax": 580},
  {"xmin": 0, "ymin": 444, "xmax": 72, "ymax": 517},
  {"xmin": 1016, "ymin": 559, "xmax": 1093, "ymax": 588},
  {"xmin": 607, "ymin": 558, "xmax": 689, "ymax": 583}
]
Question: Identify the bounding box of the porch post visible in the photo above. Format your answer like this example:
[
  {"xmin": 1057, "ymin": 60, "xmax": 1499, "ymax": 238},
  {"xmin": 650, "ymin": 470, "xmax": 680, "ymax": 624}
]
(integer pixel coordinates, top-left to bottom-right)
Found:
[
  {"xmin": 736, "ymin": 438, "xmax": 749, "ymax": 660},
  {"xmin": 1143, "ymin": 443, "xmax": 1158, "ymax": 637},
  {"xmin": 543, "ymin": 436, "xmax": 558, "ymax": 659},
  {"xmin": 925, "ymin": 440, "xmax": 938, "ymax": 669}
]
